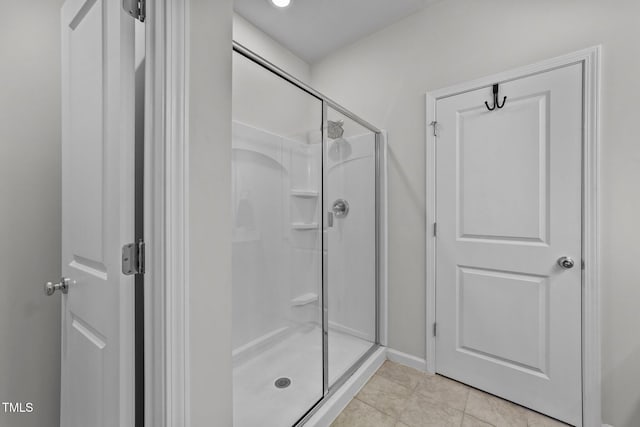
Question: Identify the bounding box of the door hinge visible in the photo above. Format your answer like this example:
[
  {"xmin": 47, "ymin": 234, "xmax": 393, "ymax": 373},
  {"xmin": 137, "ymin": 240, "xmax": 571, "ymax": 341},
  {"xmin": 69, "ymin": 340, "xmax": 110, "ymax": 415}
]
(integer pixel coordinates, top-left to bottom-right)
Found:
[
  {"xmin": 433, "ymin": 322, "xmax": 437, "ymax": 337},
  {"xmin": 122, "ymin": 239, "xmax": 145, "ymax": 275},
  {"xmin": 123, "ymin": 0, "xmax": 145, "ymax": 22},
  {"xmin": 433, "ymin": 222, "xmax": 437, "ymax": 237},
  {"xmin": 429, "ymin": 121, "xmax": 438, "ymax": 137}
]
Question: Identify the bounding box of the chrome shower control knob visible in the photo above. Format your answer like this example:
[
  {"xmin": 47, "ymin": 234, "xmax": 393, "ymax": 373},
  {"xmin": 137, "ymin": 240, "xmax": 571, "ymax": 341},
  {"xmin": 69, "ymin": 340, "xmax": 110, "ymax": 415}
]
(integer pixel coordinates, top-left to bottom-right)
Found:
[
  {"xmin": 332, "ymin": 199, "xmax": 350, "ymax": 218},
  {"xmin": 45, "ymin": 277, "xmax": 70, "ymax": 296},
  {"xmin": 557, "ymin": 257, "xmax": 575, "ymax": 270}
]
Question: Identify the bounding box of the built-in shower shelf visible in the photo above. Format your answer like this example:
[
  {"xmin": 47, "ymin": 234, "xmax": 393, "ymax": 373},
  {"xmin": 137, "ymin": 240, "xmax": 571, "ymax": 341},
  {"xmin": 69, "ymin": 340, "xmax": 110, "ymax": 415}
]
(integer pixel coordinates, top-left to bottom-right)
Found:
[
  {"xmin": 290, "ymin": 189, "xmax": 319, "ymax": 198},
  {"xmin": 291, "ymin": 293, "xmax": 318, "ymax": 306},
  {"xmin": 291, "ymin": 222, "xmax": 319, "ymax": 230}
]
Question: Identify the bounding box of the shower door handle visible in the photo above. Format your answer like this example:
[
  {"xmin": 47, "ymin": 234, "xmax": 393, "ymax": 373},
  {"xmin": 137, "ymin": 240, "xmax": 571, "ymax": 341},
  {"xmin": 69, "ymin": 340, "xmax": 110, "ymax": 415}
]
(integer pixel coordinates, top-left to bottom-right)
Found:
[{"xmin": 327, "ymin": 211, "xmax": 334, "ymax": 228}]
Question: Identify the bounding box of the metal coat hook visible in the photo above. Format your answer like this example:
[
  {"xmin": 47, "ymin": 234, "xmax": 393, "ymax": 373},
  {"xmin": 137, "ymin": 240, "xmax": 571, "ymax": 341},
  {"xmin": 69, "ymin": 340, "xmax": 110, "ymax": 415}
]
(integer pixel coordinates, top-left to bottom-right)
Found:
[{"xmin": 485, "ymin": 84, "xmax": 507, "ymax": 111}]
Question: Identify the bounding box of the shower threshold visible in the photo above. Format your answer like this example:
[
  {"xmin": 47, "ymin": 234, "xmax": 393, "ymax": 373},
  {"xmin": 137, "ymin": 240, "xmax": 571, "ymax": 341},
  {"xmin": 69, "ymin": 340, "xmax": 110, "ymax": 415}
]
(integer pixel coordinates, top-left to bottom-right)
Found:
[{"xmin": 297, "ymin": 344, "xmax": 385, "ymax": 427}]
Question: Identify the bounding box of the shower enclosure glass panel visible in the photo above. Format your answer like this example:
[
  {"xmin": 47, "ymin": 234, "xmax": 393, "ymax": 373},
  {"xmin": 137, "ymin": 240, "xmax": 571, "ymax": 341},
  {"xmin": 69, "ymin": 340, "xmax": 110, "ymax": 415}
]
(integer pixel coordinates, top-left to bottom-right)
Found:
[
  {"xmin": 232, "ymin": 52, "xmax": 323, "ymax": 427},
  {"xmin": 325, "ymin": 108, "xmax": 378, "ymax": 386},
  {"xmin": 231, "ymin": 42, "xmax": 381, "ymax": 427}
]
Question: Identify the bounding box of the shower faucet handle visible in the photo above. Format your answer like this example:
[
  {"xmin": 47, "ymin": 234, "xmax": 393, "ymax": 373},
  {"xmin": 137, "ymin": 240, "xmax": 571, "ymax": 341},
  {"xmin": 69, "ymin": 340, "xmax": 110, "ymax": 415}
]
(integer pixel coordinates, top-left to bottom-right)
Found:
[
  {"xmin": 332, "ymin": 199, "xmax": 349, "ymax": 218},
  {"xmin": 327, "ymin": 211, "xmax": 334, "ymax": 228}
]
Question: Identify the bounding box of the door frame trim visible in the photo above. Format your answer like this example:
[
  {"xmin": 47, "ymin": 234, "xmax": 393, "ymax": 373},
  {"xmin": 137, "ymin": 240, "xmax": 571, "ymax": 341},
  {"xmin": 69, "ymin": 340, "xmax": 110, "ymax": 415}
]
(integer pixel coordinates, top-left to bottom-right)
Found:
[
  {"xmin": 144, "ymin": 0, "xmax": 190, "ymax": 426},
  {"xmin": 425, "ymin": 46, "xmax": 602, "ymax": 427}
]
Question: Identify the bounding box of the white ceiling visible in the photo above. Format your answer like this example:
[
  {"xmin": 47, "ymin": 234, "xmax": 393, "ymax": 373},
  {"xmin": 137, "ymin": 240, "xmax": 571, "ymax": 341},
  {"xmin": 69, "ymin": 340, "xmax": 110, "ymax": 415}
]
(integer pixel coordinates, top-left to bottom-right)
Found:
[{"xmin": 234, "ymin": 0, "xmax": 436, "ymax": 63}]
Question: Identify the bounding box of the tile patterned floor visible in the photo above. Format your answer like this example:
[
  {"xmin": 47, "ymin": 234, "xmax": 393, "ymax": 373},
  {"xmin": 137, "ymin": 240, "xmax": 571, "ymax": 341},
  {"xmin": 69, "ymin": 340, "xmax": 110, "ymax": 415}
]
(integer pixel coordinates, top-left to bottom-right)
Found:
[{"xmin": 331, "ymin": 361, "xmax": 569, "ymax": 427}]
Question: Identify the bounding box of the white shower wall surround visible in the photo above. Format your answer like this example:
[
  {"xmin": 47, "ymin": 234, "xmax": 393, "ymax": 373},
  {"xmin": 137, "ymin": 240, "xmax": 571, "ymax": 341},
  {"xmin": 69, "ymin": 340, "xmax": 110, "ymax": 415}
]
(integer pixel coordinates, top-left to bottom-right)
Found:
[
  {"xmin": 231, "ymin": 121, "xmax": 376, "ymax": 354},
  {"xmin": 231, "ymin": 115, "xmax": 381, "ymax": 427},
  {"xmin": 231, "ymin": 39, "xmax": 382, "ymax": 426},
  {"xmin": 232, "ymin": 121, "xmax": 323, "ymax": 354},
  {"xmin": 326, "ymin": 133, "xmax": 376, "ymax": 343}
]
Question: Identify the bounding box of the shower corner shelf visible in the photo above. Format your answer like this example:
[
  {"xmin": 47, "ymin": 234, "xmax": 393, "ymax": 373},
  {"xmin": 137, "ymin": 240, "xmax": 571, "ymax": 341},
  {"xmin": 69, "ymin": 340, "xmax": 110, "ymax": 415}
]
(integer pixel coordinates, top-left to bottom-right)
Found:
[
  {"xmin": 290, "ymin": 189, "xmax": 319, "ymax": 198},
  {"xmin": 291, "ymin": 222, "xmax": 319, "ymax": 230}
]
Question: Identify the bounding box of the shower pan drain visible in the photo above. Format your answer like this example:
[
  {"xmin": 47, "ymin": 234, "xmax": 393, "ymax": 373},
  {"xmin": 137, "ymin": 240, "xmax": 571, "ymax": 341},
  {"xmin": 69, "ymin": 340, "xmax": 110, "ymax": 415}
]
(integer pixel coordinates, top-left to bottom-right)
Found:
[{"xmin": 274, "ymin": 377, "xmax": 292, "ymax": 389}]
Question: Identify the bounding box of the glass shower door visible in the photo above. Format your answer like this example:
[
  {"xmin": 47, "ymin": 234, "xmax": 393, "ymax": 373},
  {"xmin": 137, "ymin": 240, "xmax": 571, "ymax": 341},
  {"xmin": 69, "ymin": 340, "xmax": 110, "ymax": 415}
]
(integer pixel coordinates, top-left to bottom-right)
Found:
[
  {"xmin": 231, "ymin": 44, "xmax": 382, "ymax": 426},
  {"xmin": 231, "ymin": 51, "xmax": 324, "ymax": 427},
  {"xmin": 324, "ymin": 106, "xmax": 378, "ymax": 387}
]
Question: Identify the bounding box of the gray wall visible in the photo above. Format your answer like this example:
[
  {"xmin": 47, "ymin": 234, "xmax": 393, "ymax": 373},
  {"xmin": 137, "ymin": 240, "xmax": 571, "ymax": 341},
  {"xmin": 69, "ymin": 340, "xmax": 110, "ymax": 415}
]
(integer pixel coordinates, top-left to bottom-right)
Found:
[
  {"xmin": 232, "ymin": 14, "xmax": 318, "ymax": 141},
  {"xmin": 233, "ymin": 14, "xmax": 311, "ymax": 83},
  {"xmin": 311, "ymin": 1, "xmax": 640, "ymax": 425},
  {"xmin": 0, "ymin": 1, "xmax": 64, "ymax": 426},
  {"xmin": 188, "ymin": 0, "xmax": 234, "ymax": 425}
]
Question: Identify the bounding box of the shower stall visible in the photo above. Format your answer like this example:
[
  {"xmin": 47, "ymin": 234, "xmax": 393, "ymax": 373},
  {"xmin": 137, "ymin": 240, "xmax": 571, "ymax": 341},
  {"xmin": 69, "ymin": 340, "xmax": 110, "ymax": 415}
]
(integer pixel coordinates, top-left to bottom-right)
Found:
[{"xmin": 231, "ymin": 42, "xmax": 383, "ymax": 427}]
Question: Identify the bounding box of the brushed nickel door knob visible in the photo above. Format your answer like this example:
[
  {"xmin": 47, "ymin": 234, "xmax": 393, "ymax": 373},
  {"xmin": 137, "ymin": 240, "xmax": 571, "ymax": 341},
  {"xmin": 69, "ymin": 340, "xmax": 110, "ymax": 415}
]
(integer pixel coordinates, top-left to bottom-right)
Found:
[
  {"xmin": 45, "ymin": 277, "xmax": 70, "ymax": 296},
  {"xmin": 557, "ymin": 257, "xmax": 575, "ymax": 269}
]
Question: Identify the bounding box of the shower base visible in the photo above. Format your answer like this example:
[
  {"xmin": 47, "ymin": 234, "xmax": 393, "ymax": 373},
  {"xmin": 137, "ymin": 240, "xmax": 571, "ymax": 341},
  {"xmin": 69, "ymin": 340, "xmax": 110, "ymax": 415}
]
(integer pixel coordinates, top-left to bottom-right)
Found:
[{"xmin": 233, "ymin": 326, "xmax": 373, "ymax": 427}]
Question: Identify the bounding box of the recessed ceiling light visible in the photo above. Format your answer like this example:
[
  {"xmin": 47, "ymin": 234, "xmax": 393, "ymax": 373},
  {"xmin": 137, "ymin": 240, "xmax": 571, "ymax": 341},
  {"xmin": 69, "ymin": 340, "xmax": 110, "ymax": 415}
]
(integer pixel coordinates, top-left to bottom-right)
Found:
[{"xmin": 270, "ymin": 0, "xmax": 291, "ymax": 8}]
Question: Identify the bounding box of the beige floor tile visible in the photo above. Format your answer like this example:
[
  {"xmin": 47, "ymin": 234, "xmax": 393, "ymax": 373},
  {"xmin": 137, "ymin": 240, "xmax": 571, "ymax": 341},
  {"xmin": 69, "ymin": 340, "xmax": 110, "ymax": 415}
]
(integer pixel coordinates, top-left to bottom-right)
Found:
[
  {"xmin": 525, "ymin": 409, "xmax": 569, "ymax": 426},
  {"xmin": 465, "ymin": 389, "xmax": 527, "ymax": 427},
  {"xmin": 376, "ymin": 361, "xmax": 425, "ymax": 390},
  {"xmin": 357, "ymin": 374, "xmax": 413, "ymax": 418},
  {"xmin": 462, "ymin": 413, "xmax": 495, "ymax": 426},
  {"xmin": 415, "ymin": 374, "xmax": 470, "ymax": 411},
  {"xmin": 330, "ymin": 398, "xmax": 396, "ymax": 427},
  {"xmin": 333, "ymin": 362, "xmax": 569, "ymax": 427},
  {"xmin": 399, "ymin": 393, "xmax": 464, "ymax": 427}
]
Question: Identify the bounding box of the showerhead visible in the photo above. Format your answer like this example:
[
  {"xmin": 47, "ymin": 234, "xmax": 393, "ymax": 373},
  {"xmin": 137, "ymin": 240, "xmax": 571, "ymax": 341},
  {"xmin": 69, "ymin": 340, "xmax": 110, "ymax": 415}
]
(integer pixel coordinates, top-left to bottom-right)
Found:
[
  {"xmin": 327, "ymin": 119, "xmax": 352, "ymax": 161},
  {"xmin": 327, "ymin": 120, "xmax": 344, "ymax": 139}
]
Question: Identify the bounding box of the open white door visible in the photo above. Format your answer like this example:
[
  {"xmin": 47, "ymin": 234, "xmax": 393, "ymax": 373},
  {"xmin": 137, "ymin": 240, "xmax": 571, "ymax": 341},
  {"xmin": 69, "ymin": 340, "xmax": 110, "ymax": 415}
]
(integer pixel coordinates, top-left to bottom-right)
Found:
[{"xmin": 58, "ymin": 0, "xmax": 135, "ymax": 425}]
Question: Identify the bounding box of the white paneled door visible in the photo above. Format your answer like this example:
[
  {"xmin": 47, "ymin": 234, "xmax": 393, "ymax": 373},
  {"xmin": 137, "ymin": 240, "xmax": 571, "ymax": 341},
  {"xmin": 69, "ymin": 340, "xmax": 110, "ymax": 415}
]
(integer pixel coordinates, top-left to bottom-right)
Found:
[
  {"xmin": 435, "ymin": 64, "xmax": 583, "ymax": 425},
  {"xmin": 60, "ymin": 0, "xmax": 135, "ymax": 426}
]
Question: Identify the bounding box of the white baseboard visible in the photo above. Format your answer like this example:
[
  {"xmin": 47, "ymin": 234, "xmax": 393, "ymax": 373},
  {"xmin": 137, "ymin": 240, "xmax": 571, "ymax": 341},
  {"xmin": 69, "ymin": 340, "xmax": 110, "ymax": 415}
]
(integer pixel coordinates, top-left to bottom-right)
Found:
[
  {"xmin": 304, "ymin": 347, "xmax": 386, "ymax": 427},
  {"xmin": 386, "ymin": 348, "xmax": 428, "ymax": 372}
]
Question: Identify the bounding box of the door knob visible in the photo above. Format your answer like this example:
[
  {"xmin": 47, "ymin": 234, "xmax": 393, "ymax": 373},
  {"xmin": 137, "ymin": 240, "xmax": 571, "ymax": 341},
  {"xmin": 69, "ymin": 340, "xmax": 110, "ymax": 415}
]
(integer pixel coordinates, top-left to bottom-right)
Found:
[
  {"xmin": 557, "ymin": 257, "xmax": 575, "ymax": 270},
  {"xmin": 45, "ymin": 277, "xmax": 70, "ymax": 296}
]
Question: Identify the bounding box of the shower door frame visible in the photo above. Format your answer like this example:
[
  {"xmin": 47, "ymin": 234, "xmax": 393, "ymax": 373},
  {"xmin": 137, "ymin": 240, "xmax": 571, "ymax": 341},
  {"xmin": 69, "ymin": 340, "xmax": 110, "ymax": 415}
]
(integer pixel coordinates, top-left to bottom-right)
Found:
[{"xmin": 232, "ymin": 41, "xmax": 385, "ymax": 426}]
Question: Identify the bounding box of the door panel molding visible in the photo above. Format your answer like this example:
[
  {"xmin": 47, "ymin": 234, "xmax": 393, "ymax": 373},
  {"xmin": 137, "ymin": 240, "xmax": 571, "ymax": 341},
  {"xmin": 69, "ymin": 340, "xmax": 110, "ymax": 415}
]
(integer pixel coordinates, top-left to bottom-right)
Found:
[{"xmin": 425, "ymin": 46, "xmax": 601, "ymax": 427}]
